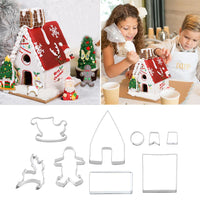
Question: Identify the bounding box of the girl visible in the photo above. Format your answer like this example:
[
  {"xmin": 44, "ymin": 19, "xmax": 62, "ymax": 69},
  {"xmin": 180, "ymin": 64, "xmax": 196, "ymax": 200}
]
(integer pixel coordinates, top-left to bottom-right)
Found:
[
  {"xmin": 101, "ymin": 4, "xmax": 145, "ymax": 78},
  {"xmin": 152, "ymin": 14, "xmax": 200, "ymax": 82}
]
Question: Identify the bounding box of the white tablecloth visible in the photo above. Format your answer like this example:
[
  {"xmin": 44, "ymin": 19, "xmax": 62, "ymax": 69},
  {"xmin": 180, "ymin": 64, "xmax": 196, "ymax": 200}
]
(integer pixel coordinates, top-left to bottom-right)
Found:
[{"xmin": 0, "ymin": 78, "xmax": 100, "ymax": 105}]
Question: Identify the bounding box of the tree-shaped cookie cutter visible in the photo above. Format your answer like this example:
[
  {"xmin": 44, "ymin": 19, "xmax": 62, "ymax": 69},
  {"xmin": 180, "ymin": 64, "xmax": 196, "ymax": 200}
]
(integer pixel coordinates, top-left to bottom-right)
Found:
[
  {"xmin": 89, "ymin": 111, "xmax": 125, "ymax": 165},
  {"xmin": 16, "ymin": 154, "xmax": 45, "ymax": 190},
  {"xmin": 31, "ymin": 117, "xmax": 67, "ymax": 142},
  {"xmin": 54, "ymin": 147, "xmax": 85, "ymax": 187}
]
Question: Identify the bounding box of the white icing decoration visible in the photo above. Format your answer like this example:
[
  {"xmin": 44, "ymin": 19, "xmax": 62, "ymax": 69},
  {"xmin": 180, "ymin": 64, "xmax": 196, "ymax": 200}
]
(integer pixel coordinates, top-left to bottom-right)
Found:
[
  {"xmin": 34, "ymin": 42, "xmax": 45, "ymax": 57},
  {"xmin": 41, "ymin": 28, "xmax": 50, "ymax": 45},
  {"xmin": 59, "ymin": 42, "xmax": 63, "ymax": 46},
  {"xmin": 36, "ymin": 9, "xmax": 41, "ymax": 23},
  {"xmin": 49, "ymin": 25, "xmax": 60, "ymax": 38},
  {"xmin": 49, "ymin": 43, "xmax": 60, "ymax": 57},
  {"xmin": 22, "ymin": 10, "xmax": 27, "ymax": 17}
]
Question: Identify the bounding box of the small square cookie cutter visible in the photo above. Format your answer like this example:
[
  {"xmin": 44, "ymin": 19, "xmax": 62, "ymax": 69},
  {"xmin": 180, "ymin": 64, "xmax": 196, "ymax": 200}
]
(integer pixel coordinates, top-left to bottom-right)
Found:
[
  {"xmin": 167, "ymin": 131, "xmax": 178, "ymax": 145},
  {"xmin": 16, "ymin": 154, "xmax": 45, "ymax": 190}
]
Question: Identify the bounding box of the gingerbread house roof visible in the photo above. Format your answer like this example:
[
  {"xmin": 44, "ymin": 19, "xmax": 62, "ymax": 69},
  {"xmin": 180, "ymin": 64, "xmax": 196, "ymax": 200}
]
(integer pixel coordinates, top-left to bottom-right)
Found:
[
  {"xmin": 27, "ymin": 21, "xmax": 69, "ymax": 71},
  {"xmin": 144, "ymin": 57, "xmax": 170, "ymax": 83}
]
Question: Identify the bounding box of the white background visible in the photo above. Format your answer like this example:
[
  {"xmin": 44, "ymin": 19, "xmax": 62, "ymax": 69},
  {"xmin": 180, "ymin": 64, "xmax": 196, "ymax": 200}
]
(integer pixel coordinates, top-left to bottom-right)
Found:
[
  {"xmin": 0, "ymin": 105, "xmax": 200, "ymax": 200},
  {"xmin": 17, "ymin": 0, "xmax": 100, "ymax": 49}
]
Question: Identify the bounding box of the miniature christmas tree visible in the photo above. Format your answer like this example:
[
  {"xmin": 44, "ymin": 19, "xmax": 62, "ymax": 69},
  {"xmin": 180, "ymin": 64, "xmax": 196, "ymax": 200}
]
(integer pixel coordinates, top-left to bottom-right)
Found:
[
  {"xmin": 129, "ymin": 76, "xmax": 137, "ymax": 89},
  {"xmin": 78, "ymin": 36, "xmax": 96, "ymax": 70},
  {"xmin": 0, "ymin": 55, "xmax": 16, "ymax": 89}
]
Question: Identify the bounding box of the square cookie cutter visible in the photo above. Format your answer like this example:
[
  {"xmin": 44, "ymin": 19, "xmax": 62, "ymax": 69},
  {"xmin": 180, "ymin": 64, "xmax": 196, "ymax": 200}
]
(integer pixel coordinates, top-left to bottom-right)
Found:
[{"xmin": 142, "ymin": 154, "xmax": 178, "ymax": 193}]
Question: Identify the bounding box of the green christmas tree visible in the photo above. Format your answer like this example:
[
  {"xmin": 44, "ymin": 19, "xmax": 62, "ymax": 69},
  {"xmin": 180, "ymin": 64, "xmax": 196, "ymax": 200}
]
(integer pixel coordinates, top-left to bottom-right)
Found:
[
  {"xmin": 0, "ymin": 57, "xmax": 13, "ymax": 79},
  {"xmin": 0, "ymin": 56, "xmax": 16, "ymax": 89},
  {"xmin": 129, "ymin": 76, "xmax": 137, "ymax": 89},
  {"xmin": 78, "ymin": 36, "xmax": 96, "ymax": 70}
]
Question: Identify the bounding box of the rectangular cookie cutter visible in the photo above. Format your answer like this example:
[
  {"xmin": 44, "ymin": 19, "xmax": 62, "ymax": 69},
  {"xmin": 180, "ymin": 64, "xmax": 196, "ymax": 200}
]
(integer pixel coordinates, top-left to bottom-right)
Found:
[{"xmin": 89, "ymin": 171, "xmax": 133, "ymax": 194}]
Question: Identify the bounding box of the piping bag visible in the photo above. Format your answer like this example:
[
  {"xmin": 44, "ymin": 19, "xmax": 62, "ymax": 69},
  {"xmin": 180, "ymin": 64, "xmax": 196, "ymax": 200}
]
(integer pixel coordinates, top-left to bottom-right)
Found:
[{"xmin": 104, "ymin": 23, "xmax": 136, "ymax": 52}]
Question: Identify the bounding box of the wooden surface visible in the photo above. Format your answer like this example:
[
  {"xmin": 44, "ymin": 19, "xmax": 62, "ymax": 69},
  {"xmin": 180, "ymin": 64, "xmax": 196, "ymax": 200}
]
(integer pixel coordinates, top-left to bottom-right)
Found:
[{"xmin": 119, "ymin": 78, "xmax": 193, "ymax": 104}]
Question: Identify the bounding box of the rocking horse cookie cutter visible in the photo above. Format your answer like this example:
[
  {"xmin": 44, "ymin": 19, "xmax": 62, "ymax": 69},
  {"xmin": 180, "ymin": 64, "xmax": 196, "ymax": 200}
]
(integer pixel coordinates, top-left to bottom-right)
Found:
[{"xmin": 31, "ymin": 117, "xmax": 67, "ymax": 142}]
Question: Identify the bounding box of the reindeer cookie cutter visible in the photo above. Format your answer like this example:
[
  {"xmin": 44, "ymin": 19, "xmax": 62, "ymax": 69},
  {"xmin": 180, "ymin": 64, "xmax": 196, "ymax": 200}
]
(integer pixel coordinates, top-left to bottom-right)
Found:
[
  {"xmin": 16, "ymin": 154, "xmax": 45, "ymax": 190},
  {"xmin": 31, "ymin": 117, "xmax": 67, "ymax": 142},
  {"xmin": 54, "ymin": 146, "xmax": 85, "ymax": 187}
]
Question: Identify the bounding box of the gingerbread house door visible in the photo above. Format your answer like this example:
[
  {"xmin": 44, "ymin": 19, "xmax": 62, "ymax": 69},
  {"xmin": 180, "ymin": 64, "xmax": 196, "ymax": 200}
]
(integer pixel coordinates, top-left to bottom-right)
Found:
[
  {"xmin": 23, "ymin": 70, "xmax": 32, "ymax": 85},
  {"xmin": 142, "ymin": 83, "xmax": 148, "ymax": 92}
]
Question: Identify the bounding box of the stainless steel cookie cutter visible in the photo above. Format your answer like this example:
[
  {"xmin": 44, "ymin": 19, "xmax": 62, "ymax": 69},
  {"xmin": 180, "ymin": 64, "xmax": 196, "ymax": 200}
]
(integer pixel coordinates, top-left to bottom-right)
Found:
[
  {"xmin": 89, "ymin": 171, "xmax": 133, "ymax": 194},
  {"xmin": 89, "ymin": 111, "xmax": 125, "ymax": 165},
  {"xmin": 31, "ymin": 117, "xmax": 67, "ymax": 142},
  {"xmin": 130, "ymin": 131, "xmax": 144, "ymax": 146},
  {"xmin": 142, "ymin": 154, "xmax": 178, "ymax": 193},
  {"xmin": 54, "ymin": 146, "xmax": 85, "ymax": 187},
  {"xmin": 167, "ymin": 131, "xmax": 178, "ymax": 145},
  {"xmin": 16, "ymin": 154, "xmax": 45, "ymax": 190},
  {"xmin": 149, "ymin": 132, "xmax": 160, "ymax": 145}
]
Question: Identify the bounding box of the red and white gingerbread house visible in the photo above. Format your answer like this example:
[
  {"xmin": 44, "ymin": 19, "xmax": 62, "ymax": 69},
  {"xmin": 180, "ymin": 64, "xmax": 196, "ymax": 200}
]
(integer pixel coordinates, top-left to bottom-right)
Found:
[
  {"xmin": 10, "ymin": 19, "xmax": 72, "ymax": 90},
  {"xmin": 128, "ymin": 48, "xmax": 171, "ymax": 101}
]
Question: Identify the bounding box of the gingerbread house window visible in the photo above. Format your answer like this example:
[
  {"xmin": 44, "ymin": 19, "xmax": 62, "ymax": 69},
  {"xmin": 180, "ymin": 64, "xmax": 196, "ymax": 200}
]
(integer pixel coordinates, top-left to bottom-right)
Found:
[
  {"xmin": 22, "ymin": 54, "xmax": 31, "ymax": 65},
  {"xmin": 142, "ymin": 74, "xmax": 147, "ymax": 80}
]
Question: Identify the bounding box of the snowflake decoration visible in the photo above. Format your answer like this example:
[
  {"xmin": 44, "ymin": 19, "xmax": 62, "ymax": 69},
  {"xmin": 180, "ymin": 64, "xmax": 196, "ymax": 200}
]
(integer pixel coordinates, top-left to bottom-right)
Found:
[
  {"xmin": 157, "ymin": 58, "xmax": 163, "ymax": 65},
  {"xmin": 148, "ymin": 68, "xmax": 154, "ymax": 76},
  {"xmin": 34, "ymin": 42, "xmax": 44, "ymax": 58},
  {"xmin": 49, "ymin": 25, "xmax": 60, "ymax": 38}
]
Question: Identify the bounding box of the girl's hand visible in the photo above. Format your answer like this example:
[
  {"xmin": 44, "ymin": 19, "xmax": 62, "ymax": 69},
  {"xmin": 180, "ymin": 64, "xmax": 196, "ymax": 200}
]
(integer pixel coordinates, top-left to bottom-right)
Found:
[
  {"xmin": 125, "ymin": 69, "xmax": 133, "ymax": 79},
  {"xmin": 155, "ymin": 48, "xmax": 172, "ymax": 64},
  {"xmin": 126, "ymin": 51, "xmax": 140, "ymax": 65}
]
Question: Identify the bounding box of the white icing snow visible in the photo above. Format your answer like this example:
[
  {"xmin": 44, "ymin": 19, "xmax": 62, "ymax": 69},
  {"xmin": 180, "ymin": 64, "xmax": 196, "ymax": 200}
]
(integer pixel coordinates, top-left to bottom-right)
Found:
[
  {"xmin": 41, "ymin": 28, "xmax": 50, "ymax": 45},
  {"xmin": 36, "ymin": 9, "xmax": 41, "ymax": 23}
]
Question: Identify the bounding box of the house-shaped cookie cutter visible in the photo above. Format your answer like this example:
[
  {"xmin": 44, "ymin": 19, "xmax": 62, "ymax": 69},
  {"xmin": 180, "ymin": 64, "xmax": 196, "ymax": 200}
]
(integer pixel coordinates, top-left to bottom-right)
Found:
[{"xmin": 89, "ymin": 111, "xmax": 125, "ymax": 165}]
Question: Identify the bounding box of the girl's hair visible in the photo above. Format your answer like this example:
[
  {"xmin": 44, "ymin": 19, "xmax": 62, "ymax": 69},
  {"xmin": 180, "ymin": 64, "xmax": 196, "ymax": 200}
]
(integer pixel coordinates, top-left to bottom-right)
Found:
[
  {"xmin": 181, "ymin": 14, "xmax": 200, "ymax": 32},
  {"xmin": 101, "ymin": 4, "xmax": 145, "ymax": 55}
]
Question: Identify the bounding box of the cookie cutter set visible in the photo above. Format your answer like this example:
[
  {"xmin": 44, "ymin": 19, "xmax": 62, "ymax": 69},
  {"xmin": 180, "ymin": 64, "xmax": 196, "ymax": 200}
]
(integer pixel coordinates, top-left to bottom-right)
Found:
[
  {"xmin": 16, "ymin": 117, "xmax": 85, "ymax": 189},
  {"xmin": 16, "ymin": 112, "xmax": 179, "ymax": 195}
]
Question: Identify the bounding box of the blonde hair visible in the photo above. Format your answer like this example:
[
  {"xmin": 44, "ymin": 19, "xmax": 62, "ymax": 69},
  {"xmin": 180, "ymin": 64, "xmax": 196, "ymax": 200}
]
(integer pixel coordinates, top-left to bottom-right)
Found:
[
  {"xmin": 101, "ymin": 4, "xmax": 145, "ymax": 55},
  {"xmin": 181, "ymin": 14, "xmax": 200, "ymax": 32}
]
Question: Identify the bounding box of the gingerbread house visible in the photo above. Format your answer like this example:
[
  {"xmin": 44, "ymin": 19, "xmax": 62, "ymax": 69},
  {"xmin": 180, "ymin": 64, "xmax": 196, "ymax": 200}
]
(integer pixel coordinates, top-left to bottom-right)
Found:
[
  {"xmin": 128, "ymin": 48, "xmax": 171, "ymax": 101},
  {"xmin": 10, "ymin": 8, "xmax": 71, "ymax": 91}
]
